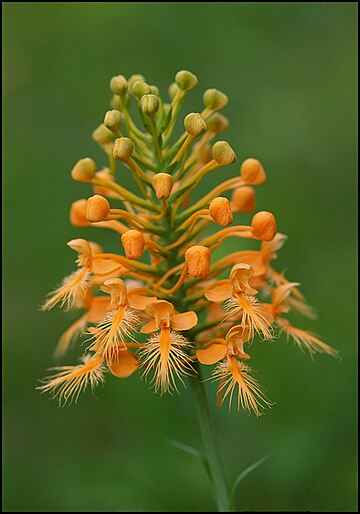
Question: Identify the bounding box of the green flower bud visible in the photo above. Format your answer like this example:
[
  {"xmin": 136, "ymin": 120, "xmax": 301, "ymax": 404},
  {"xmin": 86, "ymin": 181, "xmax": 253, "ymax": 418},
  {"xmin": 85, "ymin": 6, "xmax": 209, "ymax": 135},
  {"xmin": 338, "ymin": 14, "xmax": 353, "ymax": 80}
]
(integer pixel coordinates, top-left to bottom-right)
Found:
[
  {"xmin": 203, "ymin": 88, "xmax": 229, "ymax": 110},
  {"xmin": 71, "ymin": 158, "xmax": 97, "ymax": 183},
  {"xmin": 184, "ymin": 113, "xmax": 207, "ymax": 137},
  {"xmin": 175, "ymin": 70, "xmax": 198, "ymax": 91},
  {"xmin": 128, "ymin": 74, "xmax": 145, "ymax": 89},
  {"xmin": 168, "ymin": 82, "xmax": 179, "ymax": 99},
  {"xmin": 109, "ymin": 75, "xmax": 128, "ymax": 95},
  {"xmin": 206, "ymin": 113, "xmax": 229, "ymax": 134},
  {"xmin": 141, "ymin": 94, "xmax": 160, "ymax": 116},
  {"xmin": 212, "ymin": 141, "xmax": 237, "ymax": 166},
  {"xmin": 104, "ymin": 110, "xmax": 123, "ymax": 132},
  {"xmin": 110, "ymin": 95, "xmax": 122, "ymax": 110},
  {"xmin": 150, "ymin": 85, "xmax": 160, "ymax": 96},
  {"xmin": 92, "ymin": 124, "xmax": 114, "ymax": 144},
  {"xmin": 113, "ymin": 137, "xmax": 134, "ymax": 162},
  {"xmin": 131, "ymin": 79, "xmax": 151, "ymax": 98}
]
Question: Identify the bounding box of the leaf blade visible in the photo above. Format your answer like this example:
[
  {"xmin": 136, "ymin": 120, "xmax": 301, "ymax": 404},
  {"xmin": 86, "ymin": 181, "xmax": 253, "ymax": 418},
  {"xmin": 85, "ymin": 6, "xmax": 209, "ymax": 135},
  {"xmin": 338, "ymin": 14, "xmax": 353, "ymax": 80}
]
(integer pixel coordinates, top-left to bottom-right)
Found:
[
  {"xmin": 230, "ymin": 452, "xmax": 273, "ymax": 510},
  {"xmin": 168, "ymin": 438, "xmax": 211, "ymax": 480}
]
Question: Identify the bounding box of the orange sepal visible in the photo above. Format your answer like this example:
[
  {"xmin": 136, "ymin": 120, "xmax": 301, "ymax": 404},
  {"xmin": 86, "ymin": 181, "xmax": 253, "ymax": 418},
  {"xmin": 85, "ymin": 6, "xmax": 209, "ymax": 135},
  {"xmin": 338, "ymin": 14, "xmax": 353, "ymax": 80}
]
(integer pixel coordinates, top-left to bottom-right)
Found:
[
  {"xmin": 140, "ymin": 319, "xmax": 157, "ymax": 334},
  {"xmin": 128, "ymin": 292, "xmax": 157, "ymax": 310},
  {"xmin": 197, "ymin": 342, "xmax": 227, "ymax": 365},
  {"xmin": 108, "ymin": 349, "xmax": 139, "ymax": 378},
  {"xmin": 171, "ymin": 311, "xmax": 198, "ymax": 331},
  {"xmin": 205, "ymin": 282, "xmax": 233, "ymax": 302}
]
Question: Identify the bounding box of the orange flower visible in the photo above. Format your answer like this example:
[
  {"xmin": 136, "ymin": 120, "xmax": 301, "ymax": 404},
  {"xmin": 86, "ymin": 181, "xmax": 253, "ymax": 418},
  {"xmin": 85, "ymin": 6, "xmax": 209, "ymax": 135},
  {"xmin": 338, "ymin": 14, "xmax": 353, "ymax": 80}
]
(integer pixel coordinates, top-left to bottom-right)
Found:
[
  {"xmin": 266, "ymin": 283, "xmax": 338, "ymax": 358},
  {"xmin": 205, "ymin": 264, "xmax": 273, "ymax": 340},
  {"xmin": 197, "ymin": 326, "xmax": 270, "ymax": 415},
  {"xmin": 93, "ymin": 278, "xmax": 157, "ymax": 363},
  {"xmin": 42, "ymin": 239, "xmax": 121, "ymax": 311},
  {"xmin": 140, "ymin": 300, "xmax": 198, "ymax": 393}
]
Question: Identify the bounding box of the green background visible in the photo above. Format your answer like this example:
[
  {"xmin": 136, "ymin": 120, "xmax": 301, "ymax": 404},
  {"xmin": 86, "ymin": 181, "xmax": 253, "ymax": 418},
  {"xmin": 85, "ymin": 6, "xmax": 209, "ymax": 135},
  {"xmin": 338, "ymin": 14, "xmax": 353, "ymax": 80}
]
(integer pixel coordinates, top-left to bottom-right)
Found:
[{"xmin": 3, "ymin": 2, "xmax": 358, "ymax": 512}]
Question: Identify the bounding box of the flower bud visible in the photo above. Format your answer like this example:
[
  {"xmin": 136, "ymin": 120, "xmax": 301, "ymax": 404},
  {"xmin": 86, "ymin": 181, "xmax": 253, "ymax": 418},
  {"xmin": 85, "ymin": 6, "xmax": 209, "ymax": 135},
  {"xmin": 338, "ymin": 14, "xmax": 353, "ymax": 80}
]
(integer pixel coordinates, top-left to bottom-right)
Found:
[
  {"xmin": 71, "ymin": 158, "xmax": 96, "ymax": 183},
  {"xmin": 150, "ymin": 85, "xmax": 160, "ymax": 96},
  {"xmin": 131, "ymin": 79, "xmax": 151, "ymax": 98},
  {"xmin": 152, "ymin": 173, "xmax": 173, "ymax": 199},
  {"xmin": 121, "ymin": 230, "xmax": 145, "ymax": 260},
  {"xmin": 141, "ymin": 94, "xmax": 160, "ymax": 116},
  {"xmin": 128, "ymin": 74, "xmax": 145, "ymax": 89},
  {"xmin": 251, "ymin": 211, "xmax": 277, "ymax": 241},
  {"xmin": 168, "ymin": 82, "xmax": 179, "ymax": 99},
  {"xmin": 203, "ymin": 89, "xmax": 228, "ymax": 110},
  {"xmin": 212, "ymin": 141, "xmax": 237, "ymax": 166},
  {"xmin": 184, "ymin": 113, "xmax": 207, "ymax": 138},
  {"xmin": 240, "ymin": 158, "xmax": 266, "ymax": 185},
  {"xmin": 231, "ymin": 186, "xmax": 256, "ymax": 213},
  {"xmin": 109, "ymin": 75, "xmax": 128, "ymax": 95},
  {"xmin": 209, "ymin": 197, "xmax": 233, "ymax": 226},
  {"xmin": 113, "ymin": 137, "xmax": 134, "ymax": 162},
  {"xmin": 70, "ymin": 199, "xmax": 89, "ymax": 227},
  {"xmin": 110, "ymin": 95, "xmax": 122, "ymax": 110},
  {"xmin": 175, "ymin": 70, "xmax": 198, "ymax": 91},
  {"xmin": 92, "ymin": 124, "xmax": 114, "ymax": 145},
  {"xmin": 206, "ymin": 113, "xmax": 229, "ymax": 134},
  {"xmin": 104, "ymin": 110, "xmax": 123, "ymax": 132},
  {"xmin": 185, "ymin": 245, "xmax": 211, "ymax": 278},
  {"xmin": 86, "ymin": 195, "xmax": 110, "ymax": 222}
]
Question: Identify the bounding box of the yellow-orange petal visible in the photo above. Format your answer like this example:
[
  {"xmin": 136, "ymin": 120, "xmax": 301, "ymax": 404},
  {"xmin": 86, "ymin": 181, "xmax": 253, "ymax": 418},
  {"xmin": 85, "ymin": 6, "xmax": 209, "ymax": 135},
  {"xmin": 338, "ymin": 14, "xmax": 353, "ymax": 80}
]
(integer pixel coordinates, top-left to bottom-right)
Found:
[
  {"xmin": 171, "ymin": 311, "xmax": 198, "ymax": 331},
  {"xmin": 197, "ymin": 343, "xmax": 227, "ymax": 365},
  {"xmin": 127, "ymin": 292, "xmax": 157, "ymax": 311},
  {"xmin": 108, "ymin": 349, "xmax": 139, "ymax": 378},
  {"xmin": 140, "ymin": 319, "xmax": 157, "ymax": 334},
  {"xmin": 205, "ymin": 282, "xmax": 233, "ymax": 302}
]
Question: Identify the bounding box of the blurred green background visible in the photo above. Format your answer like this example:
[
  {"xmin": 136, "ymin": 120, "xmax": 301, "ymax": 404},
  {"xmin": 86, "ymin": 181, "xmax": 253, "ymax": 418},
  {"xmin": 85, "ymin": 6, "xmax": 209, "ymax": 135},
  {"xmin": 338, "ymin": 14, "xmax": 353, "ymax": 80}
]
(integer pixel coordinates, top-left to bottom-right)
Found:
[{"xmin": 3, "ymin": 2, "xmax": 358, "ymax": 512}]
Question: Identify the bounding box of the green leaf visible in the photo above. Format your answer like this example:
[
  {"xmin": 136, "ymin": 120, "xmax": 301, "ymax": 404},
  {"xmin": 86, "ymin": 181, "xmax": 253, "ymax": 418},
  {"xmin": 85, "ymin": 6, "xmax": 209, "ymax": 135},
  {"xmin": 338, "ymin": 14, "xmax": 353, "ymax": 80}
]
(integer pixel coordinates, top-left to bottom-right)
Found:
[
  {"xmin": 230, "ymin": 452, "xmax": 273, "ymax": 510},
  {"xmin": 168, "ymin": 438, "xmax": 211, "ymax": 480}
]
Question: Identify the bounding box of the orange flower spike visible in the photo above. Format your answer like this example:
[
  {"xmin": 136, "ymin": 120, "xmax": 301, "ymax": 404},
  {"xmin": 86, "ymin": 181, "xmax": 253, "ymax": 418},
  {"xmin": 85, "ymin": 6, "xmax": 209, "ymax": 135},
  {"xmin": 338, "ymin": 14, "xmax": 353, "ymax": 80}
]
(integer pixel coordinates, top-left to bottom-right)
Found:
[
  {"xmin": 140, "ymin": 300, "xmax": 197, "ymax": 393},
  {"xmin": 40, "ymin": 70, "xmax": 334, "ymax": 420}
]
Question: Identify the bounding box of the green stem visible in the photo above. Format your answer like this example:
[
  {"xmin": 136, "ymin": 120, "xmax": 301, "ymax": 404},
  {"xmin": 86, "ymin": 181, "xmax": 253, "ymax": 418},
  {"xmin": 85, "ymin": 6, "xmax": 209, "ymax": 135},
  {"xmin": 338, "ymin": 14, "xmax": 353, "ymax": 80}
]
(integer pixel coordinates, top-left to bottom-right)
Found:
[{"xmin": 190, "ymin": 362, "xmax": 230, "ymax": 512}]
